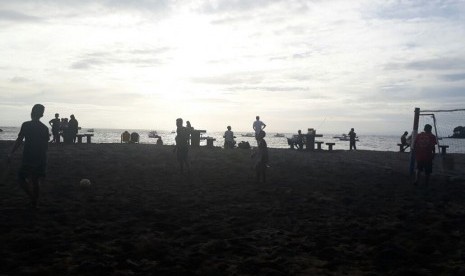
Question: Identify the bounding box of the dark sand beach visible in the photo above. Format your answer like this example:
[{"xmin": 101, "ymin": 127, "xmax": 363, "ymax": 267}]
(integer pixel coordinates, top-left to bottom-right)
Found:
[{"xmin": 1, "ymin": 141, "xmax": 465, "ymax": 275}]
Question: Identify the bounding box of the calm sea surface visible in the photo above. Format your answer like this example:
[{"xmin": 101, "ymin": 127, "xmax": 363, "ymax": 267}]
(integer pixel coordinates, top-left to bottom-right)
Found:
[{"xmin": 1, "ymin": 126, "xmax": 464, "ymax": 154}]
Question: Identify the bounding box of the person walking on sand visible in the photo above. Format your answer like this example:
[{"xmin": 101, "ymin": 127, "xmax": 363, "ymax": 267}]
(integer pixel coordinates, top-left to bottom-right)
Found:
[
  {"xmin": 7, "ymin": 104, "xmax": 50, "ymax": 208},
  {"xmin": 251, "ymin": 130, "xmax": 269, "ymax": 183},
  {"xmin": 175, "ymin": 118, "xmax": 190, "ymax": 174},
  {"xmin": 49, "ymin": 113, "xmax": 61, "ymax": 143},
  {"xmin": 223, "ymin": 126, "xmax": 236, "ymax": 149},
  {"xmin": 413, "ymin": 124, "xmax": 437, "ymax": 186},
  {"xmin": 253, "ymin": 116, "xmax": 266, "ymax": 140},
  {"xmin": 349, "ymin": 128, "xmax": 357, "ymax": 150}
]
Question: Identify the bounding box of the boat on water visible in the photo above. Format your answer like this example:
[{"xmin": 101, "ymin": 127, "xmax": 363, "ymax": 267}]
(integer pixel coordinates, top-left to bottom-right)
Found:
[
  {"xmin": 87, "ymin": 129, "xmax": 94, "ymax": 132},
  {"xmin": 274, "ymin": 133, "xmax": 285, "ymax": 137},
  {"xmin": 333, "ymin": 134, "xmax": 359, "ymax": 141},
  {"xmin": 241, "ymin": 133, "xmax": 255, "ymax": 137},
  {"xmin": 148, "ymin": 131, "xmax": 160, "ymax": 138}
]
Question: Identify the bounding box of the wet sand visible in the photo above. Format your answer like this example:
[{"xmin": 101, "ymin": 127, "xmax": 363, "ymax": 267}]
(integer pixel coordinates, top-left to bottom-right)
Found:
[{"xmin": 1, "ymin": 141, "xmax": 465, "ymax": 275}]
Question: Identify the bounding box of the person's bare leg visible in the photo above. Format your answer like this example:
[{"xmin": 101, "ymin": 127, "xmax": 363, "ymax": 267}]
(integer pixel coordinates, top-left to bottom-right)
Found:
[
  {"xmin": 19, "ymin": 177, "xmax": 32, "ymax": 198},
  {"xmin": 414, "ymin": 170, "xmax": 420, "ymax": 185},
  {"xmin": 31, "ymin": 176, "xmax": 40, "ymax": 208}
]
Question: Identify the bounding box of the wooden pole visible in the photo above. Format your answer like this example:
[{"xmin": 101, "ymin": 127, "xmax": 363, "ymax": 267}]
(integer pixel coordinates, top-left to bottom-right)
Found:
[{"xmin": 409, "ymin": 107, "xmax": 420, "ymax": 175}]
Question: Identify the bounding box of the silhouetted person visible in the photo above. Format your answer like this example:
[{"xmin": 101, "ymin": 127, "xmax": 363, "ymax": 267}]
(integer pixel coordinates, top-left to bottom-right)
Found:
[
  {"xmin": 175, "ymin": 118, "xmax": 190, "ymax": 174},
  {"xmin": 121, "ymin": 131, "xmax": 130, "ymax": 143},
  {"xmin": 252, "ymin": 130, "xmax": 268, "ymax": 183},
  {"xmin": 8, "ymin": 104, "xmax": 49, "ymax": 208},
  {"xmin": 186, "ymin": 121, "xmax": 193, "ymax": 145},
  {"xmin": 349, "ymin": 128, "xmax": 357, "ymax": 150},
  {"xmin": 253, "ymin": 116, "xmax": 266, "ymax": 140},
  {"xmin": 68, "ymin": 114, "xmax": 79, "ymax": 143},
  {"xmin": 296, "ymin": 130, "xmax": 304, "ymax": 150},
  {"xmin": 223, "ymin": 126, "xmax": 236, "ymax": 149},
  {"xmin": 49, "ymin": 113, "xmax": 61, "ymax": 143},
  {"xmin": 156, "ymin": 137, "xmax": 163, "ymax": 145},
  {"xmin": 414, "ymin": 124, "xmax": 437, "ymax": 186},
  {"xmin": 400, "ymin": 131, "xmax": 410, "ymax": 152}
]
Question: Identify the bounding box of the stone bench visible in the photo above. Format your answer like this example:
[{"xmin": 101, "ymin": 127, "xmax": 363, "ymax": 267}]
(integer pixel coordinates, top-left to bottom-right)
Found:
[
  {"xmin": 206, "ymin": 137, "xmax": 216, "ymax": 147},
  {"xmin": 439, "ymin": 145, "xmax": 449, "ymax": 155},
  {"xmin": 76, "ymin": 134, "xmax": 94, "ymax": 144},
  {"xmin": 397, "ymin": 143, "xmax": 410, "ymax": 152},
  {"xmin": 315, "ymin": 141, "xmax": 324, "ymax": 150},
  {"xmin": 326, "ymin": 142, "xmax": 335, "ymax": 151}
]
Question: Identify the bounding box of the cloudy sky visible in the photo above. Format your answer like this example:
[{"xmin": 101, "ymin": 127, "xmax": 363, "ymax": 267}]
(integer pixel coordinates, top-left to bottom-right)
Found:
[{"xmin": 1, "ymin": 0, "xmax": 464, "ymax": 134}]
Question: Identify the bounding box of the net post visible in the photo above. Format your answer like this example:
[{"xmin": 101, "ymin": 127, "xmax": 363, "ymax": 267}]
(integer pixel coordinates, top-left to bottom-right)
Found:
[{"xmin": 409, "ymin": 107, "xmax": 420, "ymax": 175}]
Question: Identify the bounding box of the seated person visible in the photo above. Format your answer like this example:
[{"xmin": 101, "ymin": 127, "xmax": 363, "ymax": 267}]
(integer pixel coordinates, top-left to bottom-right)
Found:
[
  {"xmin": 287, "ymin": 130, "xmax": 304, "ymax": 150},
  {"xmin": 121, "ymin": 131, "xmax": 130, "ymax": 143},
  {"xmin": 156, "ymin": 137, "xmax": 163, "ymax": 145},
  {"xmin": 400, "ymin": 131, "xmax": 411, "ymax": 152},
  {"xmin": 223, "ymin": 126, "xmax": 236, "ymax": 149}
]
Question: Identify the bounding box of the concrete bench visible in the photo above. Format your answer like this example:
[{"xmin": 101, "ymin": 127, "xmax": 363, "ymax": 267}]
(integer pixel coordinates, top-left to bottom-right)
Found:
[
  {"xmin": 326, "ymin": 142, "xmax": 335, "ymax": 151},
  {"xmin": 315, "ymin": 141, "xmax": 324, "ymax": 150},
  {"xmin": 76, "ymin": 134, "xmax": 94, "ymax": 144},
  {"xmin": 439, "ymin": 145, "xmax": 449, "ymax": 155},
  {"xmin": 206, "ymin": 137, "xmax": 216, "ymax": 147},
  {"xmin": 397, "ymin": 143, "xmax": 410, "ymax": 152}
]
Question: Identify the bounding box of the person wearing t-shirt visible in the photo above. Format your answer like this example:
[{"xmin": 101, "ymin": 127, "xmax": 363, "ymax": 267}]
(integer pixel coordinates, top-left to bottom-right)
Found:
[
  {"xmin": 253, "ymin": 116, "xmax": 266, "ymax": 140},
  {"xmin": 413, "ymin": 124, "xmax": 437, "ymax": 186},
  {"xmin": 8, "ymin": 104, "xmax": 50, "ymax": 208},
  {"xmin": 49, "ymin": 113, "xmax": 61, "ymax": 143}
]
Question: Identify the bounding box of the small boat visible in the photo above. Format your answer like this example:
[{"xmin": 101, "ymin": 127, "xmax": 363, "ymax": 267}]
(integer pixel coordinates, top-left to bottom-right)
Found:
[
  {"xmin": 148, "ymin": 131, "xmax": 160, "ymax": 138},
  {"xmin": 274, "ymin": 133, "xmax": 285, "ymax": 137},
  {"xmin": 171, "ymin": 130, "xmax": 176, "ymax": 134},
  {"xmin": 87, "ymin": 129, "xmax": 94, "ymax": 132},
  {"xmin": 241, "ymin": 133, "xmax": 255, "ymax": 137}
]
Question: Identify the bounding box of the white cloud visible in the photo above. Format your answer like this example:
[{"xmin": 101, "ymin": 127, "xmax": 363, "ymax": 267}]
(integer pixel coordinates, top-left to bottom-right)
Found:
[{"xmin": 0, "ymin": 0, "xmax": 464, "ymax": 134}]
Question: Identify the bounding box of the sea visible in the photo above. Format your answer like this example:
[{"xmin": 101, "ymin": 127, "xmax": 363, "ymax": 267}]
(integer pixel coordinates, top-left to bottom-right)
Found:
[{"xmin": 1, "ymin": 127, "xmax": 464, "ymax": 154}]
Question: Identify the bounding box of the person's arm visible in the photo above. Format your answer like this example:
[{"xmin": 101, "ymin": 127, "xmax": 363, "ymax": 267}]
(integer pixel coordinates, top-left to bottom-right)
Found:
[
  {"xmin": 7, "ymin": 132, "xmax": 25, "ymax": 163},
  {"xmin": 262, "ymin": 123, "xmax": 266, "ymax": 129}
]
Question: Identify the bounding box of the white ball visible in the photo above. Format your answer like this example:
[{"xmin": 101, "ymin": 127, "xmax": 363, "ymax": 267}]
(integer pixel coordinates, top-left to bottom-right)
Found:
[{"xmin": 80, "ymin": 178, "xmax": 91, "ymax": 186}]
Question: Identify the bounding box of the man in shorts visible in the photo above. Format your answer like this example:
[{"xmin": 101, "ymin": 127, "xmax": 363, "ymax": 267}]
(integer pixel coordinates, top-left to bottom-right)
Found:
[
  {"xmin": 8, "ymin": 104, "xmax": 50, "ymax": 208},
  {"xmin": 413, "ymin": 124, "xmax": 437, "ymax": 186}
]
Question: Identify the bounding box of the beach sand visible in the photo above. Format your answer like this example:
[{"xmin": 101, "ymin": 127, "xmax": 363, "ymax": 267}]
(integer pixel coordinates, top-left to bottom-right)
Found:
[{"xmin": 1, "ymin": 141, "xmax": 465, "ymax": 275}]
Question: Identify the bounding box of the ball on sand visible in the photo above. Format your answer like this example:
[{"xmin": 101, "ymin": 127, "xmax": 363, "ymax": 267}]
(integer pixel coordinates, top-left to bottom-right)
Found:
[{"xmin": 80, "ymin": 178, "xmax": 91, "ymax": 186}]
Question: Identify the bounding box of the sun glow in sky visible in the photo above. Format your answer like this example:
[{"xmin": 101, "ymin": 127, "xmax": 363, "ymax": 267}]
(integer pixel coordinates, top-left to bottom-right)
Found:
[{"xmin": 1, "ymin": 0, "xmax": 465, "ymax": 134}]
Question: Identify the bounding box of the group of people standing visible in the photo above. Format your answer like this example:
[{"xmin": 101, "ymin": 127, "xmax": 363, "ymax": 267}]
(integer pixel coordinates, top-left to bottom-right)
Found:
[
  {"xmin": 6, "ymin": 104, "xmax": 439, "ymax": 208},
  {"xmin": 49, "ymin": 113, "xmax": 79, "ymax": 144}
]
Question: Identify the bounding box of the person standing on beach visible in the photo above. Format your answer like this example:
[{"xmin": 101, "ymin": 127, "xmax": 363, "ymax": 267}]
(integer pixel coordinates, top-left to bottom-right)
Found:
[
  {"xmin": 223, "ymin": 126, "xmax": 236, "ymax": 149},
  {"xmin": 252, "ymin": 130, "xmax": 269, "ymax": 183},
  {"xmin": 186, "ymin": 121, "xmax": 193, "ymax": 146},
  {"xmin": 348, "ymin": 128, "xmax": 357, "ymax": 150},
  {"xmin": 253, "ymin": 116, "xmax": 266, "ymax": 140},
  {"xmin": 49, "ymin": 113, "xmax": 61, "ymax": 143},
  {"xmin": 8, "ymin": 104, "xmax": 49, "ymax": 208},
  {"xmin": 68, "ymin": 115, "xmax": 79, "ymax": 144},
  {"xmin": 413, "ymin": 124, "xmax": 437, "ymax": 186},
  {"xmin": 175, "ymin": 118, "xmax": 190, "ymax": 174}
]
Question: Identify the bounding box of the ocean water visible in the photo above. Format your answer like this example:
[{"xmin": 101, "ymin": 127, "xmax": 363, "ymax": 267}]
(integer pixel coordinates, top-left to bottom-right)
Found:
[{"xmin": 1, "ymin": 126, "xmax": 464, "ymax": 153}]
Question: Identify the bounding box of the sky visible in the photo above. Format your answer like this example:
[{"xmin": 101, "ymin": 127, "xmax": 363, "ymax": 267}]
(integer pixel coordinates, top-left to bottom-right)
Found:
[{"xmin": 1, "ymin": 0, "xmax": 465, "ymax": 135}]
